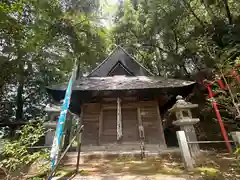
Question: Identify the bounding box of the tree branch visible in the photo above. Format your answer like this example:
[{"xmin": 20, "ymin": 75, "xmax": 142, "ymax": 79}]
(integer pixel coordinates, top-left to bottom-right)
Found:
[
  {"xmin": 23, "ymin": 90, "xmax": 38, "ymax": 102},
  {"xmin": 181, "ymin": 0, "xmax": 206, "ymax": 28},
  {"xmin": 222, "ymin": 0, "xmax": 232, "ymax": 24}
]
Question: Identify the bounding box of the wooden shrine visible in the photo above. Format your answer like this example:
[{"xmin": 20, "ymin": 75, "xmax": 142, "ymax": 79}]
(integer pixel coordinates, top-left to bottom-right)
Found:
[{"xmin": 46, "ymin": 46, "xmax": 196, "ymax": 149}]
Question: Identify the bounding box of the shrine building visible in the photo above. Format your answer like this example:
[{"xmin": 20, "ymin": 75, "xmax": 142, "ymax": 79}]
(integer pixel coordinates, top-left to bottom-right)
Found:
[{"xmin": 45, "ymin": 46, "xmax": 196, "ymax": 150}]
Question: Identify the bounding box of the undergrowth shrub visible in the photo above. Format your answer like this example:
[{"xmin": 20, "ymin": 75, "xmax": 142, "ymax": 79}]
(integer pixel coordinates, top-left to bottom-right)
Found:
[{"xmin": 0, "ymin": 121, "xmax": 49, "ymax": 178}]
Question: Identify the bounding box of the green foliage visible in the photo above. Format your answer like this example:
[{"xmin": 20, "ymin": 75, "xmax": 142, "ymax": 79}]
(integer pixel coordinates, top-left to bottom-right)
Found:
[
  {"xmin": 110, "ymin": 0, "xmax": 240, "ymax": 133},
  {"xmin": 0, "ymin": 121, "xmax": 49, "ymax": 176},
  {"xmin": 111, "ymin": 0, "xmax": 240, "ymax": 78},
  {"xmin": 0, "ymin": 0, "xmax": 109, "ymax": 121},
  {"xmin": 201, "ymin": 56, "xmax": 240, "ymax": 130},
  {"xmin": 28, "ymin": 177, "xmax": 44, "ymax": 180},
  {"xmin": 235, "ymin": 147, "xmax": 240, "ymax": 154}
]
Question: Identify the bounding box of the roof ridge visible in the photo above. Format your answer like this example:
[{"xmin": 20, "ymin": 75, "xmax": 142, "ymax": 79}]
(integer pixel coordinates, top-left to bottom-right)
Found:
[
  {"xmin": 87, "ymin": 45, "xmax": 154, "ymax": 77},
  {"xmin": 87, "ymin": 44, "xmax": 119, "ymax": 76},
  {"xmin": 117, "ymin": 46, "xmax": 154, "ymax": 76}
]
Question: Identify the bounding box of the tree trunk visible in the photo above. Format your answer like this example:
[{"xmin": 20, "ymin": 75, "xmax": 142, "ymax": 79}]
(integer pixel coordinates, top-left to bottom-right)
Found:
[{"xmin": 16, "ymin": 76, "xmax": 24, "ymax": 120}]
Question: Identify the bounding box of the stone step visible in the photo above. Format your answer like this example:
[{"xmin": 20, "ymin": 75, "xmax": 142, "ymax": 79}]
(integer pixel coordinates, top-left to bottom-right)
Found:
[
  {"xmin": 80, "ymin": 143, "xmax": 161, "ymax": 151},
  {"xmin": 62, "ymin": 148, "xmax": 180, "ymax": 165}
]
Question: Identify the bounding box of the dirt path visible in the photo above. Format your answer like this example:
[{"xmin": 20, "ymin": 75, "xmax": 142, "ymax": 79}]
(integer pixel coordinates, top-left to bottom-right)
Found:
[
  {"xmin": 69, "ymin": 174, "xmax": 191, "ymax": 180},
  {"xmin": 55, "ymin": 154, "xmax": 196, "ymax": 180},
  {"xmin": 54, "ymin": 151, "xmax": 240, "ymax": 180}
]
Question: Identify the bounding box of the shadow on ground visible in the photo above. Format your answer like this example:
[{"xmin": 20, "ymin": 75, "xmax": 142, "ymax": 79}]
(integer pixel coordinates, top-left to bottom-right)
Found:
[
  {"xmin": 56, "ymin": 151, "xmax": 240, "ymax": 180},
  {"xmin": 59, "ymin": 153, "xmax": 185, "ymax": 176}
]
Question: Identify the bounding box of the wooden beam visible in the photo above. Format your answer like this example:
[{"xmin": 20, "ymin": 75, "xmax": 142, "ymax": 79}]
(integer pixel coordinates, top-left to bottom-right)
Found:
[
  {"xmin": 117, "ymin": 97, "xmax": 123, "ymax": 142},
  {"xmin": 137, "ymin": 107, "xmax": 145, "ymax": 159},
  {"xmin": 137, "ymin": 107, "xmax": 144, "ymax": 138},
  {"xmin": 155, "ymin": 100, "xmax": 167, "ymax": 149},
  {"xmin": 83, "ymin": 101, "xmax": 157, "ymax": 110},
  {"xmin": 102, "ymin": 104, "xmax": 117, "ymax": 110},
  {"xmin": 137, "ymin": 107, "xmax": 143, "ymax": 127},
  {"xmin": 98, "ymin": 104, "xmax": 103, "ymax": 145}
]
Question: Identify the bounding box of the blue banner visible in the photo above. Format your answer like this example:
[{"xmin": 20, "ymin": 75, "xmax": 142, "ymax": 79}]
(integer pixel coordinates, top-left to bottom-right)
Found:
[{"xmin": 49, "ymin": 63, "xmax": 77, "ymax": 178}]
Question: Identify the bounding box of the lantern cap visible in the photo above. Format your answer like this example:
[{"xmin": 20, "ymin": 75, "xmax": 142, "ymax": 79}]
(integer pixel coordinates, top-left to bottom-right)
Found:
[{"xmin": 169, "ymin": 95, "xmax": 198, "ymax": 113}]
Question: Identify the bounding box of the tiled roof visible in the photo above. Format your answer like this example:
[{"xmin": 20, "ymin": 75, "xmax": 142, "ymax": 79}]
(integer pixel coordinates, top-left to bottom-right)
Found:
[{"xmin": 47, "ymin": 76, "xmax": 195, "ymax": 91}]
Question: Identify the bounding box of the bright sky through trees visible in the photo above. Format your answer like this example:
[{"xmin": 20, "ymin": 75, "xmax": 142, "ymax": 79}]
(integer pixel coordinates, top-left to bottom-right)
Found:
[{"xmin": 100, "ymin": 0, "xmax": 119, "ymax": 27}]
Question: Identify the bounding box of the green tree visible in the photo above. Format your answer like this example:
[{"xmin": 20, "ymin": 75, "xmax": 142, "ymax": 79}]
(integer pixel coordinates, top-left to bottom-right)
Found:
[
  {"xmin": 111, "ymin": 0, "xmax": 240, "ymax": 132},
  {"xmin": 0, "ymin": 121, "xmax": 48, "ymax": 177},
  {"xmin": 0, "ymin": 0, "xmax": 109, "ymax": 122},
  {"xmin": 111, "ymin": 0, "xmax": 240, "ymax": 78}
]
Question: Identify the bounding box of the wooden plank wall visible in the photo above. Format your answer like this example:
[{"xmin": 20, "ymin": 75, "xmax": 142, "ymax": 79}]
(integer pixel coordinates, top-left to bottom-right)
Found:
[
  {"xmin": 81, "ymin": 103, "xmax": 100, "ymax": 145},
  {"xmin": 139, "ymin": 101, "xmax": 164, "ymax": 144},
  {"xmin": 81, "ymin": 100, "xmax": 166, "ymax": 147},
  {"xmin": 101, "ymin": 109, "xmax": 117, "ymax": 143},
  {"xmin": 122, "ymin": 108, "xmax": 139, "ymax": 142}
]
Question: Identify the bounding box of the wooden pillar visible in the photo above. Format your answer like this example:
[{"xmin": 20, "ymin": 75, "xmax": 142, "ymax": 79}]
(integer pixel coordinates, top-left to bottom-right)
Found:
[
  {"xmin": 117, "ymin": 97, "xmax": 122, "ymax": 142},
  {"xmin": 98, "ymin": 104, "xmax": 103, "ymax": 145},
  {"xmin": 137, "ymin": 106, "xmax": 145, "ymax": 159},
  {"xmin": 137, "ymin": 107, "xmax": 145, "ymax": 138},
  {"xmin": 137, "ymin": 107, "xmax": 142, "ymax": 125},
  {"xmin": 155, "ymin": 100, "xmax": 167, "ymax": 149},
  {"xmin": 137, "ymin": 107, "xmax": 144, "ymax": 134}
]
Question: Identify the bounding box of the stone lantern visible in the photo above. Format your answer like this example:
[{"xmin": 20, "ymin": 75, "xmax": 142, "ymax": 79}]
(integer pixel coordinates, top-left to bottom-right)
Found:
[
  {"xmin": 43, "ymin": 103, "xmax": 61, "ymax": 146},
  {"xmin": 169, "ymin": 95, "xmax": 200, "ymax": 156}
]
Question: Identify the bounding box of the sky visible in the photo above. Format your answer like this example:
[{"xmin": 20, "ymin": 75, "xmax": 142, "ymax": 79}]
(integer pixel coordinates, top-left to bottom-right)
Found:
[
  {"xmin": 102, "ymin": 0, "xmax": 119, "ymax": 5},
  {"xmin": 100, "ymin": 0, "xmax": 120, "ymax": 27}
]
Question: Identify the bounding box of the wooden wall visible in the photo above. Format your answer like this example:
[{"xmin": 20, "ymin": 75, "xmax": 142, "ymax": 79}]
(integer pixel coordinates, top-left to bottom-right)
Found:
[
  {"xmin": 139, "ymin": 101, "xmax": 165, "ymax": 146},
  {"xmin": 101, "ymin": 109, "xmax": 117, "ymax": 143},
  {"xmin": 81, "ymin": 103, "xmax": 100, "ymax": 145},
  {"xmin": 81, "ymin": 100, "xmax": 166, "ymax": 147},
  {"xmin": 122, "ymin": 108, "xmax": 138, "ymax": 142}
]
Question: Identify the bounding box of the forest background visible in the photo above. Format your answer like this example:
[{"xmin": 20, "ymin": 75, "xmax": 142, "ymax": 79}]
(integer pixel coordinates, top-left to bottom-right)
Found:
[{"xmin": 1, "ymin": 0, "xmax": 240, "ymax": 140}]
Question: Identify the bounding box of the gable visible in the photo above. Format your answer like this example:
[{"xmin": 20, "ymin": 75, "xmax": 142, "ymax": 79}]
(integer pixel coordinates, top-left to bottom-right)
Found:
[
  {"xmin": 87, "ymin": 46, "xmax": 153, "ymax": 77},
  {"xmin": 108, "ymin": 61, "xmax": 134, "ymax": 76}
]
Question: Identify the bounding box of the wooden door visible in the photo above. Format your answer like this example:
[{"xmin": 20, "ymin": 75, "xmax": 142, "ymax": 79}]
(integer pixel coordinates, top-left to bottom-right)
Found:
[
  {"xmin": 101, "ymin": 109, "xmax": 117, "ymax": 144},
  {"xmin": 122, "ymin": 108, "xmax": 139, "ymax": 142}
]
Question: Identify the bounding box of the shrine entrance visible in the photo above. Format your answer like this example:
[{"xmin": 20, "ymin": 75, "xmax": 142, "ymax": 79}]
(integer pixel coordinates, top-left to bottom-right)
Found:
[
  {"xmin": 101, "ymin": 108, "xmax": 139, "ymax": 144},
  {"xmin": 122, "ymin": 108, "xmax": 139, "ymax": 142}
]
